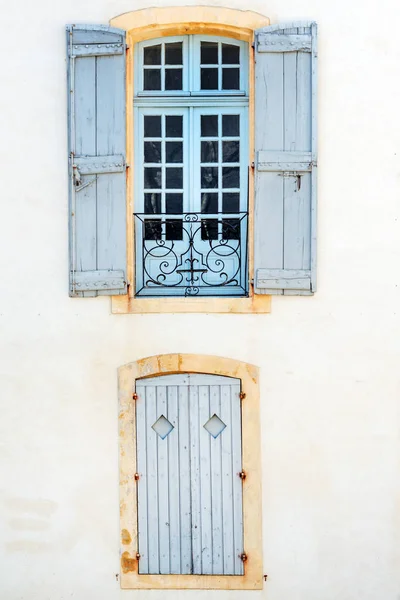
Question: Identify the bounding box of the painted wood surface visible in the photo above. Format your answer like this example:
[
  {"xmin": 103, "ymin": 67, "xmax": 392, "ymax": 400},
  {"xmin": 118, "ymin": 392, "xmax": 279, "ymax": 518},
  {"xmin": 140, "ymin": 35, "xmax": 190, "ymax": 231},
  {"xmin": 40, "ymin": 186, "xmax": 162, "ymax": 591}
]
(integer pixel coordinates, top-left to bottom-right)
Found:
[
  {"xmin": 254, "ymin": 22, "xmax": 317, "ymax": 295},
  {"xmin": 135, "ymin": 373, "xmax": 244, "ymax": 575},
  {"xmin": 119, "ymin": 354, "xmax": 263, "ymax": 589},
  {"xmin": 67, "ymin": 25, "xmax": 127, "ymax": 296}
]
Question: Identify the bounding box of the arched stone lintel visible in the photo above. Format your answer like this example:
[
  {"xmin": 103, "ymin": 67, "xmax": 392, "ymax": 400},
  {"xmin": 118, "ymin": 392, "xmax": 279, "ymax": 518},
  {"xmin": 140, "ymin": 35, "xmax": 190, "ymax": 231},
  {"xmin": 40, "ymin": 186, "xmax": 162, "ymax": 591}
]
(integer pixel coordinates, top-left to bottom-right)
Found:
[{"xmin": 110, "ymin": 6, "xmax": 270, "ymax": 34}]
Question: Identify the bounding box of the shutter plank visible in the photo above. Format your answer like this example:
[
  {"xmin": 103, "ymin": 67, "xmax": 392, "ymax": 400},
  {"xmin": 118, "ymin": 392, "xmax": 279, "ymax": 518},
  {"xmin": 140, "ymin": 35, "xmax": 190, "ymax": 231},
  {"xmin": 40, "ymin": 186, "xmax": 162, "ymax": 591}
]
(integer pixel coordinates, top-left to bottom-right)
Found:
[
  {"xmin": 96, "ymin": 54, "xmax": 126, "ymax": 291},
  {"xmin": 156, "ymin": 386, "xmax": 170, "ymax": 574},
  {"xmin": 178, "ymin": 385, "xmax": 191, "ymax": 574},
  {"xmin": 73, "ymin": 56, "xmax": 97, "ymax": 293},
  {"xmin": 167, "ymin": 386, "xmax": 181, "ymax": 574},
  {"xmin": 136, "ymin": 385, "xmax": 149, "ymax": 574},
  {"xmin": 199, "ymin": 385, "xmax": 213, "ymax": 574},
  {"xmin": 221, "ymin": 385, "xmax": 235, "ymax": 575},
  {"xmin": 284, "ymin": 175, "xmax": 311, "ymax": 269},
  {"xmin": 210, "ymin": 385, "xmax": 223, "ymax": 575},
  {"xmin": 189, "ymin": 385, "xmax": 202, "ymax": 574},
  {"xmin": 231, "ymin": 383, "xmax": 244, "ymax": 575},
  {"xmin": 146, "ymin": 386, "xmax": 160, "ymax": 574}
]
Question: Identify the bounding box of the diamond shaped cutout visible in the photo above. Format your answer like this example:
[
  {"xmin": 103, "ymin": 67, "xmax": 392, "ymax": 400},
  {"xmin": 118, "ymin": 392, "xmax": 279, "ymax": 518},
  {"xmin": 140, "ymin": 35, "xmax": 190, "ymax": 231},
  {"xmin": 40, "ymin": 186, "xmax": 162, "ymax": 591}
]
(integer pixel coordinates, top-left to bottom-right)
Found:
[
  {"xmin": 152, "ymin": 415, "xmax": 174, "ymax": 439},
  {"xmin": 204, "ymin": 414, "xmax": 226, "ymax": 438}
]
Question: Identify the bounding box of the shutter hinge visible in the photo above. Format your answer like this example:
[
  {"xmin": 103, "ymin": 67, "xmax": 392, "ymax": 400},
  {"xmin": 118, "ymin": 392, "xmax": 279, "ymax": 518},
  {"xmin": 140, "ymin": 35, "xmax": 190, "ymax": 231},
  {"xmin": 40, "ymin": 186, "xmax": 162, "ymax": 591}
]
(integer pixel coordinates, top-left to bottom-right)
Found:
[
  {"xmin": 250, "ymin": 161, "xmax": 255, "ymax": 169},
  {"xmin": 239, "ymin": 470, "xmax": 247, "ymax": 480},
  {"xmin": 240, "ymin": 552, "xmax": 248, "ymax": 562},
  {"xmin": 134, "ymin": 473, "xmax": 140, "ymax": 481},
  {"xmin": 132, "ymin": 393, "xmax": 138, "ymax": 400},
  {"xmin": 239, "ymin": 391, "xmax": 246, "ymax": 400},
  {"xmin": 136, "ymin": 552, "xmax": 140, "ymax": 561}
]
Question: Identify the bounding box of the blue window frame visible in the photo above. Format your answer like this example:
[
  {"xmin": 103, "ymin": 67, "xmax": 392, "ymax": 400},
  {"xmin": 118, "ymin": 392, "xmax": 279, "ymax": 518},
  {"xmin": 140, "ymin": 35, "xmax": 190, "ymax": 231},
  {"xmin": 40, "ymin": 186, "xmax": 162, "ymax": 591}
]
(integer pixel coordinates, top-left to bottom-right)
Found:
[{"xmin": 134, "ymin": 36, "xmax": 249, "ymax": 297}]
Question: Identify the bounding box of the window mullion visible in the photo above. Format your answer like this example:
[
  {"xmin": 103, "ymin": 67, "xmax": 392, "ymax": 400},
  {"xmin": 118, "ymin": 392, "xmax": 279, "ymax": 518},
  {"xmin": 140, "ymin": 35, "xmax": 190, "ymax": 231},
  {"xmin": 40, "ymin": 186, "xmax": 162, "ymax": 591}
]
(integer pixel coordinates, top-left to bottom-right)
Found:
[{"xmin": 188, "ymin": 105, "xmax": 194, "ymax": 214}]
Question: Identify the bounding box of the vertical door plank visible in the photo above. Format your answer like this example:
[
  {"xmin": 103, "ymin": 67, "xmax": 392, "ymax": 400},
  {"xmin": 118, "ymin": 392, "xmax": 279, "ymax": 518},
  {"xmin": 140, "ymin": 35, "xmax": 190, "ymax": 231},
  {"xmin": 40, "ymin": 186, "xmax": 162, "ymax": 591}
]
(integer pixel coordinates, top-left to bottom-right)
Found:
[
  {"xmin": 136, "ymin": 385, "xmax": 149, "ymax": 574},
  {"xmin": 189, "ymin": 385, "xmax": 202, "ymax": 574},
  {"xmin": 221, "ymin": 384, "xmax": 235, "ymax": 574},
  {"xmin": 210, "ymin": 385, "xmax": 223, "ymax": 574},
  {"xmin": 178, "ymin": 385, "xmax": 192, "ymax": 574},
  {"xmin": 199, "ymin": 385, "xmax": 213, "ymax": 574},
  {"xmin": 145, "ymin": 385, "xmax": 159, "ymax": 574},
  {"xmin": 296, "ymin": 51, "xmax": 312, "ymax": 151},
  {"xmin": 231, "ymin": 383, "xmax": 244, "ymax": 575},
  {"xmin": 156, "ymin": 386, "xmax": 170, "ymax": 574},
  {"xmin": 167, "ymin": 386, "xmax": 181, "ymax": 574}
]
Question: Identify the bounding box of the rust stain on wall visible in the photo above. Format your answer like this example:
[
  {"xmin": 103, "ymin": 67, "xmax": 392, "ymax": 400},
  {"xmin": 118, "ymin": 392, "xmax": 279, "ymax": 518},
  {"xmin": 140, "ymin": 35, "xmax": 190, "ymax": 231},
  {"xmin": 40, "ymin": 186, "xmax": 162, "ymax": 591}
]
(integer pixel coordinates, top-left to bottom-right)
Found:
[
  {"xmin": 121, "ymin": 529, "xmax": 132, "ymax": 545},
  {"xmin": 121, "ymin": 551, "xmax": 136, "ymax": 573}
]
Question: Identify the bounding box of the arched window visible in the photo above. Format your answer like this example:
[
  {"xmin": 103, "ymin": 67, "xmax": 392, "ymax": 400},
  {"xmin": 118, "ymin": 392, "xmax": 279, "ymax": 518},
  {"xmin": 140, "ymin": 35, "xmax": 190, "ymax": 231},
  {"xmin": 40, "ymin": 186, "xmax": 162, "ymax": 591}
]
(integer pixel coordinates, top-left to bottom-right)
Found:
[{"xmin": 134, "ymin": 35, "xmax": 249, "ymax": 297}]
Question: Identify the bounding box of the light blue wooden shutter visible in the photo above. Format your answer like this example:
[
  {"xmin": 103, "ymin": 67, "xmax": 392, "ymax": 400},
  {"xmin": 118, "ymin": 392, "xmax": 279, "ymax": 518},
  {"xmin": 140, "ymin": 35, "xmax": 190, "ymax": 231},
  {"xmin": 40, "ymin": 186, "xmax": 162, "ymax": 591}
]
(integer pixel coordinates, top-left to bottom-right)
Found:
[
  {"xmin": 136, "ymin": 374, "xmax": 244, "ymax": 575},
  {"xmin": 66, "ymin": 25, "xmax": 127, "ymax": 297},
  {"xmin": 254, "ymin": 22, "xmax": 317, "ymax": 295}
]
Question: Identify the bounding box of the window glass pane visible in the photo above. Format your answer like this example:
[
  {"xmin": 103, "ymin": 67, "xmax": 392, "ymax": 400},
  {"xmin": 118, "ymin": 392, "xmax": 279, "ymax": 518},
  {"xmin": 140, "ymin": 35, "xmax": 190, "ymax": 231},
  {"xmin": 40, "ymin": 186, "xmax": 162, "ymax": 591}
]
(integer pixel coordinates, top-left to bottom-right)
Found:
[
  {"xmin": 201, "ymin": 68, "xmax": 218, "ymax": 90},
  {"xmin": 222, "ymin": 218, "xmax": 240, "ymax": 240},
  {"xmin": 165, "ymin": 42, "xmax": 183, "ymax": 65},
  {"xmin": 166, "ymin": 219, "xmax": 183, "ymax": 240},
  {"xmin": 166, "ymin": 141, "xmax": 183, "ymax": 163},
  {"xmin": 222, "ymin": 167, "xmax": 239, "ymax": 188},
  {"xmin": 201, "ymin": 141, "xmax": 218, "ymax": 163},
  {"xmin": 222, "ymin": 192, "xmax": 240, "ymax": 213},
  {"xmin": 144, "ymin": 116, "xmax": 161, "ymax": 138},
  {"xmin": 222, "ymin": 68, "xmax": 239, "ymax": 90},
  {"xmin": 201, "ymin": 42, "xmax": 218, "ymax": 64},
  {"xmin": 144, "ymin": 141, "xmax": 161, "ymax": 163},
  {"xmin": 166, "ymin": 167, "xmax": 183, "ymax": 189},
  {"xmin": 201, "ymin": 193, "xmax": 218, "ymax": 213},
  {"xmin": 144, "ymin": 44, "xmax": 161, "ymax": 65},
  {"xmin": 165, "ymin": 68, "xmax": 183, "ymax": 91},
  {"xmin": 222, "ymin": 44, "xmax": 239, "ymax": 64},
  {"xmin": 144, "ymin": 69, "xmax": 161, "ymax": 91},
  {"xmin": 166, "ymin": 193, "xmax": 183, "ymax": 214},
  {"xmin": 201, "ymin": 167, "xmax": 218, "ymax": 189},
  {"xmin": 222, "ymin": 114, "xmax": 239, "ymax": 137},
  {"xmin": 201, "ymin": 219, "xmax": 218, "ymax": 240},
  {"xmin": 145, "ymin": 220, "xmax": 162, "ymax": 240},
  {"xmin": 201, "ymin": 115, "xmax": 218, "ymax": 137},
  {"xmin": 166, "ymin": 115, "xmax": 183, "ymax": 137},
  {"xmin": 144, "ymin": 193, "xmax": 161, "ymax": 213},
  {"xmin": 144, "ymin": 167, "xmax": 162, "ymax": 189},
  {"xmin": 222, "ymin": 140, "xmax": 239, "ymax": 163}
]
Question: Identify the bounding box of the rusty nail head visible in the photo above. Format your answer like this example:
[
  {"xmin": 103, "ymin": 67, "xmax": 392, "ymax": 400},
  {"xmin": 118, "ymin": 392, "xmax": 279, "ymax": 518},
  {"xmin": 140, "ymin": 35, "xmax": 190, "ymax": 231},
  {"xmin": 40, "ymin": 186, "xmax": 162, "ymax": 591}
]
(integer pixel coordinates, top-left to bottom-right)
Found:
[
  {"xmin": 240, "ymin": 553, "xmax": 248, "ymax": 562},
  {"xmin": 264, "ymin": 574, "xmax": 268, "ymax": 581},
  {"xmin": 239, "ymin": 470, "xmax": 246, "ymax": 480},
  {"xmin": 134, "ymin": 473, "xmax": 140, "ymax": 481},
  {"xmin": 239, "ymin": 392, "xmax": 246, "ymax": 400},
  {"xmin": 132, "ymin": 393, "xmax": 138, "ymax": 400},
  {"xmin": 136, "ymin": 552, "xmax": 140, "ymax": 560}
]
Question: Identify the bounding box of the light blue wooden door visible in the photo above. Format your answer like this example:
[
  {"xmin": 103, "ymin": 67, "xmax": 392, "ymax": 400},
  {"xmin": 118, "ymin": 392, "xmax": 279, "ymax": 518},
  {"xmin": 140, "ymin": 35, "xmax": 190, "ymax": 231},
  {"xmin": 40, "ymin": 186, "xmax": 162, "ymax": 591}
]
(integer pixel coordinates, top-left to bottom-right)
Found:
[{"xmin": 135, "ymin": 373, "xmax": 244, "ymax": 575}]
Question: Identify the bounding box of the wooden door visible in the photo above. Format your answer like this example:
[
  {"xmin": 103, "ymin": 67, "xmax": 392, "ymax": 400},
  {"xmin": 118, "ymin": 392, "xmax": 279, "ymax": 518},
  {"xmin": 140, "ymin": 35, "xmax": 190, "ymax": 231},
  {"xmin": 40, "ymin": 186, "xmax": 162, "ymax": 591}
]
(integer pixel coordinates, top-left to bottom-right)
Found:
[{"xmin": 135, "ymin": 373, "xmax": 244, "ymax": 575}]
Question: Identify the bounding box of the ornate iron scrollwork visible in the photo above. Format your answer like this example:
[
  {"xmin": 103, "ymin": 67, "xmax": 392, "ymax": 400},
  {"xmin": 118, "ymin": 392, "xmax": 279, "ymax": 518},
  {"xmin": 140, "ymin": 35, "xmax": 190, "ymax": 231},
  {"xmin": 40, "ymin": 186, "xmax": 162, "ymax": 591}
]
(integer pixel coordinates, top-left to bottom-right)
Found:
[{"xmin": 134, "ymin": 212, "xmax": 248, "ymax": 297}]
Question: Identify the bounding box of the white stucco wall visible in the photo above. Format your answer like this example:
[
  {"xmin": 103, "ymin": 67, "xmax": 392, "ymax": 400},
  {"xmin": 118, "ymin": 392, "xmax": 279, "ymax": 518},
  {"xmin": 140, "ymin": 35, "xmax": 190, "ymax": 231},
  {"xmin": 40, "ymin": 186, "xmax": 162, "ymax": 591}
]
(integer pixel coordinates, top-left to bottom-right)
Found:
[{"xmin": 1, "ymin": 0, "xmax": 400, "ymax": 598}]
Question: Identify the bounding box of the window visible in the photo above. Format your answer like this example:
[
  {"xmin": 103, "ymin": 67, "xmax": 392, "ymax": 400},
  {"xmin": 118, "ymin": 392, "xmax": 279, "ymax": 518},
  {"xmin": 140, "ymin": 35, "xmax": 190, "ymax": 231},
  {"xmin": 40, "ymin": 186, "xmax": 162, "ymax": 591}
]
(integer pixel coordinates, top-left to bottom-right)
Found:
[
  {"xmin": 118, "ymin": 354, "xmax": 263, "ymax": 589},
  {"xmin": 134, "ymin": 36, "xmax": 249, "ymax": 297},
  {"xmin": 66, "ymin": 14, "xmax": 317, "ymax": 308}
]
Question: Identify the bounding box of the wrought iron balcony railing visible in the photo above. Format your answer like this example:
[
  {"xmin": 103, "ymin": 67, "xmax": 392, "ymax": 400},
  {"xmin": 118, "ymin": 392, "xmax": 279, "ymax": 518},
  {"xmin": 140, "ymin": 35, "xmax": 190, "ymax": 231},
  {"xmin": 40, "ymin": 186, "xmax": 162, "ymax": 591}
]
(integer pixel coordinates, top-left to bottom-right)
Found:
[{"xmin": 134, "ymin": 212, "xmax": 248, "ymax": 297}]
